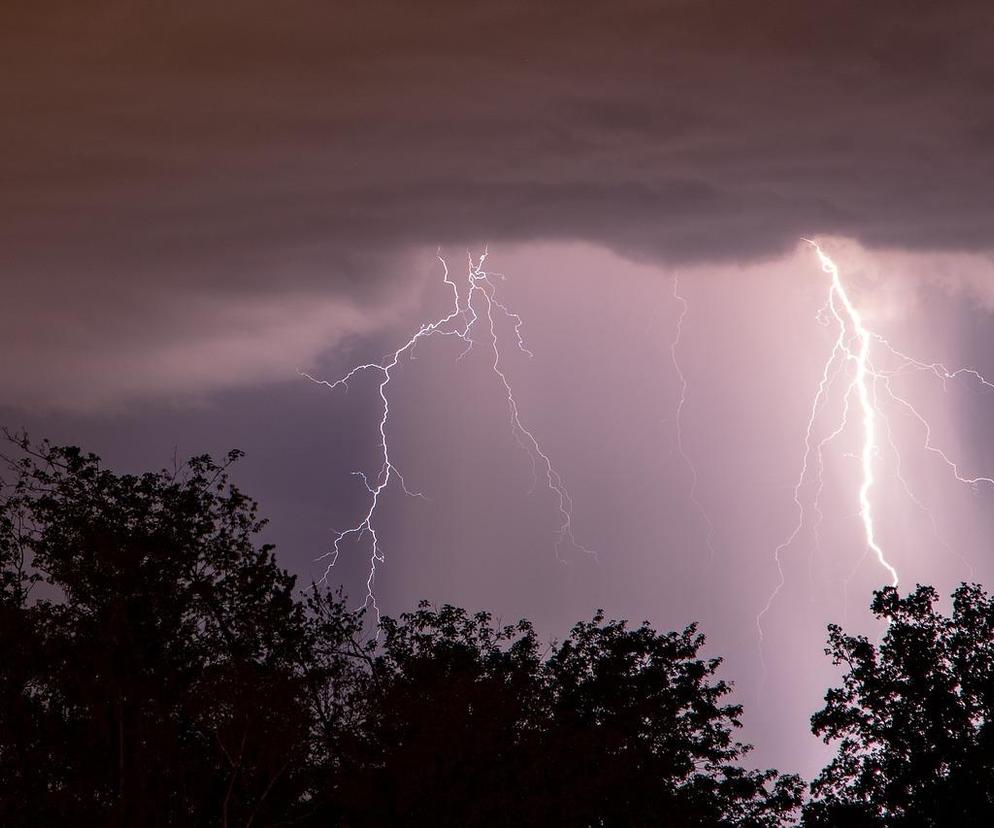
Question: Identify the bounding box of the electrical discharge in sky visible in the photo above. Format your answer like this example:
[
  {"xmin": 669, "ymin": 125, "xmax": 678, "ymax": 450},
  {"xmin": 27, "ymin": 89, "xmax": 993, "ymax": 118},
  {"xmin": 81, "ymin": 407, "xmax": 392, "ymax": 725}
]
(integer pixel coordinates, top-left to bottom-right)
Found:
[
  {"xmin": 669, "ymin": 276, "xmax": 718, "ymax": 566},
  {"xmin": 758, "ymin": 240, "xmax": 994, "ymax": 645},
  {"xmin": 303, "ymin": 252, "xmax": 591, "ymax": 615}
]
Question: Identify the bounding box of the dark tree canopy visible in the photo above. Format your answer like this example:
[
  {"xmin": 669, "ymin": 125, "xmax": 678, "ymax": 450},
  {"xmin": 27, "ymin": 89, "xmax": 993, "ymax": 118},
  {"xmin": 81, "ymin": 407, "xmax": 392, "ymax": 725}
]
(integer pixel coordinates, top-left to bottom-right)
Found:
[
  {"xmin": 804, "ymin": 584, "xmax": 994, "ymax": 828},
  {"xmin": 339, "ymin": 604, "xmax": 802, "ymax": 828},
  {"xmin": 1, "ymin": 433, "xmax": 802, "ymax": 826},
  {"xmin": 0, "ymin": 435, "xmax": 364, "ymax": 826}
]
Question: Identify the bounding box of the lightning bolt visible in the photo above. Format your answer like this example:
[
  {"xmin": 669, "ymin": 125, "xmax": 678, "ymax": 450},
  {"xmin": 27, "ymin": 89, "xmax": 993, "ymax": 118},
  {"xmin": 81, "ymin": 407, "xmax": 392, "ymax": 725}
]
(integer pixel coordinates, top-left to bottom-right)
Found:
[
  {"xmin": 302, "ymin": 251, "xmax": 591, "ymax": 617},
  {"xmin": 814, "ymin": 241, "xmax": 897, "ymax": 587},
  {"xmin": 669, "ymin": 275, "xmax": 718, "ymax": 566},
  {"xmin": 758, "ymin": 240, "xmax": 994, "ymax": 650}
]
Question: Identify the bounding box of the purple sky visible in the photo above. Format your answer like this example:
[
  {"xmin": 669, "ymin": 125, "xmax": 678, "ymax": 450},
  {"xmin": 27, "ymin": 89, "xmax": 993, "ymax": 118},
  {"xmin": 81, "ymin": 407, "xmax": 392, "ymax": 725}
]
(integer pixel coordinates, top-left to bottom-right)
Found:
[{"xmin": 5, "ymin": 1, "xmax": 994, "ymax": 778}]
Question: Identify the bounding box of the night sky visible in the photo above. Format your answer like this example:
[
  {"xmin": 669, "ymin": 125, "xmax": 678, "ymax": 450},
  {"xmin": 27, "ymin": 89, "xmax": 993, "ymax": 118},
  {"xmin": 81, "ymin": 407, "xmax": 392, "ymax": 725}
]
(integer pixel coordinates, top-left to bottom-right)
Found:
[{"xmin": 6, "ymin": 1, "xmax": 994, "ymax": 779}]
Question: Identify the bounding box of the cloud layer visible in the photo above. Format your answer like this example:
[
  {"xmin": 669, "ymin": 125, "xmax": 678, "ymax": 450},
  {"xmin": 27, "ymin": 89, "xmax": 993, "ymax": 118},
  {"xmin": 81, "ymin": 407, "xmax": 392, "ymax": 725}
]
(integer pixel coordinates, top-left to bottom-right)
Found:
[{"xmin": 5, "ymin": 1, "xmax": 994, "ymax": 406}]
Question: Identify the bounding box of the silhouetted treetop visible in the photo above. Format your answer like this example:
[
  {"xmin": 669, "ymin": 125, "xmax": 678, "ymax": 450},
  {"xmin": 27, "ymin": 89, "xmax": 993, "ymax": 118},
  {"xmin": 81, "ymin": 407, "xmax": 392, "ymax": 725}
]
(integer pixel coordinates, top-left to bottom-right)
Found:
[
  {"xmin": 0, "ymin": 433, "xmax": 356, "ymax": 827},
  {"xmin": 2, "ymin": 433, "xmax": 804, "ymax": 827},
  {"xmin": 804, "ymin": 583, "xmax": 994, "ymax": 828},
  {"xmin": 340, "ymin": 603, "xmax": 803, "ymax": 828}
]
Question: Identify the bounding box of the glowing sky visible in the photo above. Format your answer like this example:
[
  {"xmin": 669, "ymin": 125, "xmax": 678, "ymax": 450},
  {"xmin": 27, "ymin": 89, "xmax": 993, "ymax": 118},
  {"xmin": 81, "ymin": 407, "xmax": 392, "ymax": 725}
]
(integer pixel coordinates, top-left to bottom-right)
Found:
[{"xmin": 5, "ymin": 1, "xmax": 994, "ymax": 778}]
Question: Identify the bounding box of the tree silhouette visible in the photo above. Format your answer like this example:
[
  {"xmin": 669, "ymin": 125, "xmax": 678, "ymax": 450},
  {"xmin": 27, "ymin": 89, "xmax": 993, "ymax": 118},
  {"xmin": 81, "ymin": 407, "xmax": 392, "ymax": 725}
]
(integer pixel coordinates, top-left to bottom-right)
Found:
[
  {"xmin": 1, "ymin": 434, "xmax": 804, "ymax": 826},
  {"xmin": 338, "ymin": 603, "xmax": 803, "ymax": 828},
  {"xmin": 0, "ymin": 434, "xmax": 361, "ymax": 827},
  {"xmin": 804, "ymin": 584, "xmax": 994, "ymax": 828}
]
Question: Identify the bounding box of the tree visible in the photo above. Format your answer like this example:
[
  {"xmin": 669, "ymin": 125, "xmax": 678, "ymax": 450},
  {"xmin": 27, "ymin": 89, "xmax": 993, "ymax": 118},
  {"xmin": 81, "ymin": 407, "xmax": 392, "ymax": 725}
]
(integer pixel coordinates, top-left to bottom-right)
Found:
[
  {"xmin": 1, "ymin": 432, "xmax": 801, "ymax": 826},
  {"xmin": 540, "ymin": 614, "xmax": 802, "ymax": 828},
  {"xmin": 338, "ymin": 603, "xmax": 803, "ymax": 828},
  {"xmin": 0, "ymin": 433, "xmax": 361, "ymax": 827},
  {"xmin": 804, "ymin": 584, "xmax": 994, "ymax": 828}
]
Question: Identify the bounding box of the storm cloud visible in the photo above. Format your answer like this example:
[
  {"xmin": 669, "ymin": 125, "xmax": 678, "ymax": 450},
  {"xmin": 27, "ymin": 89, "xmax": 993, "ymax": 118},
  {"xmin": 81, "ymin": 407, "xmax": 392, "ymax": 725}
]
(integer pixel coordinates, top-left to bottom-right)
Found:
[{"xmin": 4, "ymin": 0, "xmax": 994, "ymax": 405}]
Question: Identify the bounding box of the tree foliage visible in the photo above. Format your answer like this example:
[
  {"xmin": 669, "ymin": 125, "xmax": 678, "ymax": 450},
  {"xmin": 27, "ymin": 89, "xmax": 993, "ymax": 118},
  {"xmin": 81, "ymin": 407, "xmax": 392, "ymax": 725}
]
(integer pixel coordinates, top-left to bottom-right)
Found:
[
  {"xmin": 341, "ymin": 604, "xmax": 802, "ymax": 827},
  {"xmin": 1, "ymin": 433, "xmax": 803, "ymax": 826},
  {"xmin": 0, "ymin": 434, "xmax": 362, "ymax": 826},
  {"xmin": 804, "ymin": 584, "xmax": 994, "ymax": 828}
]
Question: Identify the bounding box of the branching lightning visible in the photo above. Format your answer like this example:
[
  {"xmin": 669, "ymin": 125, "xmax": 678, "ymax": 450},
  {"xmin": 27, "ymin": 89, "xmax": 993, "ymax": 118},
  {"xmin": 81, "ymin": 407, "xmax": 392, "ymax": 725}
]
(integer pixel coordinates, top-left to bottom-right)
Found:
[
  {"xmin": 302, "ymin": 251, "xmax": 591, "ymax": 616},
  {"xmin": 817, "ymin": 241, "xmax": 897, "ymax": 586},
  {"xmin": 299, "ymin": 239, "xmax": 989, "ymax": 646},
  {"xmin": 758, "ymin": 239, "xmax": 994, "ymax": 646}
]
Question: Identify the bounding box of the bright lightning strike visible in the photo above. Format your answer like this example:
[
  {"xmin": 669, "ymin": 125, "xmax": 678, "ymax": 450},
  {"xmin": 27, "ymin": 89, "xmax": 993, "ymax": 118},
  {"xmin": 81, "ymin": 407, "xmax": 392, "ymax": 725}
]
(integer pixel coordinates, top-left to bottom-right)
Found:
[
  {"xmin": 302, "ymin": 251, "xmax": 591, "ymax": 617},
  {"xmin": 758, "ymin": 239, "xmax": 994, "ymax": 648},
  {"xmin": 812, "ymin": 240, "xmax": 897, "ymax": 587}
]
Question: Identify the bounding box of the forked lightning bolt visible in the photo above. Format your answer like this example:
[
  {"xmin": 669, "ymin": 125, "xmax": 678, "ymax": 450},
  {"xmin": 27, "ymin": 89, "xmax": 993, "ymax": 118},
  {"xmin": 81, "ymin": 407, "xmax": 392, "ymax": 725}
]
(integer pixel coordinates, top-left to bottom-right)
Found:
[
  {"xmin": 758, "ymin": 239, "xmax": 994, "ymax": 645},
  {"xmin": 302, "ymin": 251, "xmax": 591, "ymax": 616},
  {"xmin": 815, "ymin": 241, "xmax": 896, "ymax": 586}
]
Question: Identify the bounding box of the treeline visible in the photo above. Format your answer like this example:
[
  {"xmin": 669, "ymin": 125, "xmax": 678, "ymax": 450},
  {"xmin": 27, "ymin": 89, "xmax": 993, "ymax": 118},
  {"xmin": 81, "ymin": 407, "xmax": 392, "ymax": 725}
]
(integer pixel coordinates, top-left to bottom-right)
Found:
[{"xmin": 1, "ymin": 437, "xmax": 992, "ymax": 827}]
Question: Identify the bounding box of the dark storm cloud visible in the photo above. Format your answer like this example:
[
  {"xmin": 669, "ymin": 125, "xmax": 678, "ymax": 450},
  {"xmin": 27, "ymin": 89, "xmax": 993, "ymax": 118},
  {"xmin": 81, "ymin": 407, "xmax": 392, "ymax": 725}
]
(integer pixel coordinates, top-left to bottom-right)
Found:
[{"xmin": 4, "ymin": 0, "xmax": 994, "ymax": 405}]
